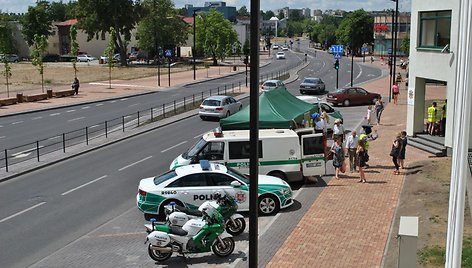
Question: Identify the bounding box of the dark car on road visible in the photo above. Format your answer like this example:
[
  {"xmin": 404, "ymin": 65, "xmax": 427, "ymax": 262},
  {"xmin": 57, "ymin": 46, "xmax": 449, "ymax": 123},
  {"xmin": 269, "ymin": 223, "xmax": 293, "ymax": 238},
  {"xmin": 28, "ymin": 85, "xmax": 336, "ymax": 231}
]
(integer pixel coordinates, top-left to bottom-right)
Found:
[
  {"xmin": 42, "ymin": 54, "xmax": 61, "ymax": 62},
  {"xmin": 326, "ymin": 87, "xmax": 381, "ymax": 107},
  {"xmin": 299, "ymin": 77, "xmax": 326, "ymax": 94}
]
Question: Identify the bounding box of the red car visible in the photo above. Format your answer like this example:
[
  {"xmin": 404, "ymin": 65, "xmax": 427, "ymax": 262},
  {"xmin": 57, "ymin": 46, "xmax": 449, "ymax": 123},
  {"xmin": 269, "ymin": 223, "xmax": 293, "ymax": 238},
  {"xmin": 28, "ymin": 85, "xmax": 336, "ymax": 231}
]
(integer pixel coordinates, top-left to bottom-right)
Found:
[{"xmin": 326, "ymin": 87, "xmax": 381, "ymax": 107}]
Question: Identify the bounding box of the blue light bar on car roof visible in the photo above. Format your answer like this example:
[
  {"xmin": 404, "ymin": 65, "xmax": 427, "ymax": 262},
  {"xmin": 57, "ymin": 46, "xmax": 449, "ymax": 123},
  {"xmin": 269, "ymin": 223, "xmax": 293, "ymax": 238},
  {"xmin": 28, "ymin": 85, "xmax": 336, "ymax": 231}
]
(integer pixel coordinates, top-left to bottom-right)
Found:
[{"xmin": 200, "ymin": 160, "xmax": 211, "ymax": 170}]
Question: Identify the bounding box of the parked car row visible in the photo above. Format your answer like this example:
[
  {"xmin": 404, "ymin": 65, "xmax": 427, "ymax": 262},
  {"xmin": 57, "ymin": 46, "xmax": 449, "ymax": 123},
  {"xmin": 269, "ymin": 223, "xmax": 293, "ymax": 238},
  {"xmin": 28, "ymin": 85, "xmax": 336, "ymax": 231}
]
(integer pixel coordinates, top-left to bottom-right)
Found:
[{"xmin": 0, "ymin": 54, "xmax": 19, "ymax": 62}]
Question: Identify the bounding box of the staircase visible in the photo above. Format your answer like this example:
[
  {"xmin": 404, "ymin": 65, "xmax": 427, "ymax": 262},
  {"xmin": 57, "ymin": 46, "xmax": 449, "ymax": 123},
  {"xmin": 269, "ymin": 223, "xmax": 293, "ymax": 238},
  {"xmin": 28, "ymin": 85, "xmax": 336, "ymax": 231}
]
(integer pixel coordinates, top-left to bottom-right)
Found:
[{"xmin": 408, "ymin": 134, "xmax": 447, "ymax": 156}]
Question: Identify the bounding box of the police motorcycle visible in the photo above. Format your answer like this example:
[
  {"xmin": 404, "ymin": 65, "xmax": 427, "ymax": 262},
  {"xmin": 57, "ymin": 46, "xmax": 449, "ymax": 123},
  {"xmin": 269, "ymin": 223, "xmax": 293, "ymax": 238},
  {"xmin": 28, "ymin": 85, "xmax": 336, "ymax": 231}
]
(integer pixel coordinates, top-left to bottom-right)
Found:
[
  {"xmin": 156, "ymin": 192, "xmax": 246, "ymax": 236},
  {"xmin": 145, "ymin": 194, "xmax": 236, "ymax": 262}
]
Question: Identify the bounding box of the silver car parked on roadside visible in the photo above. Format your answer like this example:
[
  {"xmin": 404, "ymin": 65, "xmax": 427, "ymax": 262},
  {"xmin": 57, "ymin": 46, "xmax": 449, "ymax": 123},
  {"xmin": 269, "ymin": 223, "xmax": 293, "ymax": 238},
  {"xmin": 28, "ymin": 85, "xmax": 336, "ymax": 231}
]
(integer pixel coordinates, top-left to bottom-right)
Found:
[{"xmin": 199, "ymin": 95, "xmax": 242, "ymax": 120}]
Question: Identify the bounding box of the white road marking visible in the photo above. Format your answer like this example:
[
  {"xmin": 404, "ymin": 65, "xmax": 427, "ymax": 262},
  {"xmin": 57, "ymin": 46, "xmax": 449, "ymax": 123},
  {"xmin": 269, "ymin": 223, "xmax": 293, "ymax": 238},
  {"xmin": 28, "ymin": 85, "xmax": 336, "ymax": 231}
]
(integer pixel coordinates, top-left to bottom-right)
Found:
[
  {"xmin": 12, "ymin": 146, "xmax": 44, "ymax": 157},
  {"xmin": 0, "ymin": 202, "xmax": 46, "ymax": 223},
  {"xmin": 89, "ymin": 82, "xmax": 147, "ymax": 88},
  {"xmin": 81, "ymin": 106, "xmax": 90, "ymax": 109},
  {"xmin": 95, "ymin": 103, "xmax": 103, "ymax": 106},
  {"xmin": 118, "ymin": 156, "xmax": 153, "ymax": 171},
  {"xmin": 194, "ymin": 132, "xmax": 208, "ymax": 139},
  {"xmin": 49, "ymin": 113, "xmax": 60, "ymax": 116},
  {"xmin": 120, "ymin": 98, "xmax": 129, "ymax": 101},
  {"xmin": 47, "ymin": 136, "xmax": 61, "ymax": 140},
  {"xmin": 61, "ymin": 175, "xmax": 108, "ymax": 196},
  {"xmin": 128, "ymin": 103, "xmax": 140, "ymax": 108},
  {"xmin": 90, "ymin": 124, "xmax": 100, "ymax": 129},
  {"xmin": 0, "ymin": 136, "xmax": 5, "ymax": 139},
  {"xmin": 161, "ymin": 141, "xmax": 188, "ymax": 153},
  {"xmin": 11, "ymin": 121, "xmax": 24, "ymax": 125},
  {"xmin": 31, "ymin": 117, "xmax": 42, "ymax": 120},
  {"xmin": 66, "ymin": 109, "xmax": 76, "ymax": 113},
  {"xmin": 68, "ymin": 117, "xmax": 85, "ymax": 122},
  {"xmin": 109, "ymin": 100, "xmax": 116, "ymax": 103}
]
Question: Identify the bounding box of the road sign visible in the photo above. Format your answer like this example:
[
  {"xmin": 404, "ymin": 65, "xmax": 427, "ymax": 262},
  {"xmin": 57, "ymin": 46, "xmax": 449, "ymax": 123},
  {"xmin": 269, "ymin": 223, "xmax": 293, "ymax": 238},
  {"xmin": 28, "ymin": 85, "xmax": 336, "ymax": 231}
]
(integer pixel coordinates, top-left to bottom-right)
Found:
[
  {"xmin": 334, "ymin": 53, "xmax": 341, "ymax": 59},
  {"xmin": 165, "ymin": 49, "xmax": 173, "ymax": 57},
  {"xmin": 331, "ymin": 45, "xmax": 344, "ymax": 54},
  {"xmin": 362, "ymin": 47, "xmax": 369, "ymax": 52},
  {"xmin": 387, "ymin": 48, "xmax": 392, "ymax": 55}
]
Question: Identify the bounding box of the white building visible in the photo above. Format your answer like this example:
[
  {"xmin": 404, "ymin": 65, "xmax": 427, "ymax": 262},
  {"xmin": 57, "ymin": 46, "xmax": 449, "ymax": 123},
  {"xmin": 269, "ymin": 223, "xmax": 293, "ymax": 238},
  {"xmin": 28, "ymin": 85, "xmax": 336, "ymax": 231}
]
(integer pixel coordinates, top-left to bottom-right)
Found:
[{"xmin": 408, "ymin": 0, "xmax": 472, "ymax": 151}]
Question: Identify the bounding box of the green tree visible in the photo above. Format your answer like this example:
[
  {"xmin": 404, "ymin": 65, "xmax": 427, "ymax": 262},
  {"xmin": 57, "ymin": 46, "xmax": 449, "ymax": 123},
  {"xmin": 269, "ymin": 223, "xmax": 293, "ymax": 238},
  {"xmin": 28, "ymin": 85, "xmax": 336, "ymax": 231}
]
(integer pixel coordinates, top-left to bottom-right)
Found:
[
  {"xmin": 21, "ymin": 1, "xmax": 53, "ymax": 46},
  {"xmin": 263, "ymin": 10, "xmax": 275, "ymax": 20},
  {"xmin": 30, "ymin": 34, "xmax": 48, "ymax": 93},
  {"xmin": 237, "ymin": 6, "xmax": 249, "ymax": 16},
  {"xmin": 277, "ymin": 11, "xmax": 285, "ymax": 20},
  {"xmin": 335, "ymin": 10, "xmax": 373, "ymax": 55},
  {"xmin": 104, "ymin": 27, "xmax": 116, "ymax": 89},
  {"xmin": 289, "ymin": 10, "xmax": 303, "ymax": 22},
  {"xmin": 70, "ymin": 24, "xmax": 79, "ymax": 78},
  {"xmin": 195, "ymin": 9, "xmax": 238, "ymax": 65},
  {"xmin": 48, "ymin": 1, "xmax": 67, "ymax": 21},
  {"xmin": 137, "ymin": 0, "xmax": 187, "ymax": 59},
  {"xmin": 75, "ymin": 0, "xmax": 142, "ymax": 66},
  {"xmin": 0, "ymin": 16, "xmax": 15, "ymax": 97},
  {"xmin": 400, "ymin": 38, "xmax": 410, "ymax": 55}
]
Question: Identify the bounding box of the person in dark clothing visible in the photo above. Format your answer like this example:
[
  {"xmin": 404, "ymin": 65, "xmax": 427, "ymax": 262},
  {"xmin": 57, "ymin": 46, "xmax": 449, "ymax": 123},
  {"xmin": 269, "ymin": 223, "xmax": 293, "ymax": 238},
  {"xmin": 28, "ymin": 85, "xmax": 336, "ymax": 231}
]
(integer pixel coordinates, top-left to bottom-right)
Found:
[{"xmin": 72, "ymin": 78, "xmax": 80, "ymax": 95}]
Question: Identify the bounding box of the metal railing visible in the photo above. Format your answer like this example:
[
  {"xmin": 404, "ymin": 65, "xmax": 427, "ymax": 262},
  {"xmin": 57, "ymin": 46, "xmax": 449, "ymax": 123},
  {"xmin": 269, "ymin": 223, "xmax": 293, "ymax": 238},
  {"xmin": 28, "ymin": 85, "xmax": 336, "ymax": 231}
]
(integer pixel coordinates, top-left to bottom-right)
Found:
[{"xmin": 0, "ymin": 64, "xmax": 297, "ymax": 172}]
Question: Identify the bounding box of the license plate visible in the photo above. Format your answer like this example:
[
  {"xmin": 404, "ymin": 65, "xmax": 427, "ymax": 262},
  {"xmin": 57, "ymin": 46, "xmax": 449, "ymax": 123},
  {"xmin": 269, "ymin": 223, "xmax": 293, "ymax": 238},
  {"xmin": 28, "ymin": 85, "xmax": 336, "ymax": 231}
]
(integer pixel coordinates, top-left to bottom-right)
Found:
[{"xmin": 306, "ymin": 162, "xmax": 321, "ymax": 168}]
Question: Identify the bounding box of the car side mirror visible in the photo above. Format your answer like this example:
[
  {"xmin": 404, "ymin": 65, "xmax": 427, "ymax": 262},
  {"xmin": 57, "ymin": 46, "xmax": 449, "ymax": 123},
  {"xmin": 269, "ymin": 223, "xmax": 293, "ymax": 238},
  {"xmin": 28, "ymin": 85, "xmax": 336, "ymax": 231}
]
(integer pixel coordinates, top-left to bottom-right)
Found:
[{"xmin": 230, "ymin": 181, "xmax": 242, "ymax": 188}]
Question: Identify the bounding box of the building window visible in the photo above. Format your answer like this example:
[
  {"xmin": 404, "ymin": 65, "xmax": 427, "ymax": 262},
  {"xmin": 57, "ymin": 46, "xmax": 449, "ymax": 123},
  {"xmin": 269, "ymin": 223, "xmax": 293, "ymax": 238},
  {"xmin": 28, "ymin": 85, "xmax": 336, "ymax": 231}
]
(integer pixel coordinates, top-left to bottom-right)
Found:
[{"xmin": 419, "ymin": 10, "xmax": 451, "ymax": 48}]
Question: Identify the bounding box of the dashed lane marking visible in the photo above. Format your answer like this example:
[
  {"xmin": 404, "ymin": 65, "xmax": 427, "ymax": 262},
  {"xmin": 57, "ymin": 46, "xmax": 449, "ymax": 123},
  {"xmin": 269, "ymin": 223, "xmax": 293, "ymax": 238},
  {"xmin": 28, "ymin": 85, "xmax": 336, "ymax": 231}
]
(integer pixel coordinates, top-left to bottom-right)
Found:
[
  {"xmin": 68, "ymin": 117, "xmax": 85, "ymax": 122},
  {"xmin": 61, "ymin": 175, "xmax": 108, "ymax": 196},
  {"xmin": 81, "ymin": 106, "xmax": 90, "ymax": 109},
  {"xmin": 11, "ymin": 121, "xmax": 24, "ymax": 125},
  {"xmin": 161, "ymin": 141, "xmax": 188, "ymax": 153},
  {"xmin": 66, "ymin": 110, "xmax": 76, "ymax": 113},
  {"xmin": 0, "ymin": 202, "xmax": 46, "ymax": 223},
  {"xmin": 49, "ymin": 113, "xmax": 60, "ymax": 116},
  {"xmin": 32, "ymin": 117, "xmax": 42, "ymax": 120},
  {"xmin": 118, "ymin": 156, "xmax": 153, "ymax": 171}
]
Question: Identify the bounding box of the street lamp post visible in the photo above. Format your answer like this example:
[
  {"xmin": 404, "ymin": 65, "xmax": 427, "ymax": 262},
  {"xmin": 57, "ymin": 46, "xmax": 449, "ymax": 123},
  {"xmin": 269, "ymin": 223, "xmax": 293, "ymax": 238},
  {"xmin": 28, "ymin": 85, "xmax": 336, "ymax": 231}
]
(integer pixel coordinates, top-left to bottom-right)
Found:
[{"xmin": 192, "ymin": 9, "xmax": 200, "ymax": 81}]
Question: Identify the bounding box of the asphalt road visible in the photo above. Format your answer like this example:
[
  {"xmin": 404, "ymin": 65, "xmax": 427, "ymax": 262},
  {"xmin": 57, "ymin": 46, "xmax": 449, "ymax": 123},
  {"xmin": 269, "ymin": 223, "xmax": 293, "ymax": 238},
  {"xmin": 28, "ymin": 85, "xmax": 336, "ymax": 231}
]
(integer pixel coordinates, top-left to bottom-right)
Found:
[{"xmin": 0, "ymin": 44, "xmax": 383, "ymax": 267}]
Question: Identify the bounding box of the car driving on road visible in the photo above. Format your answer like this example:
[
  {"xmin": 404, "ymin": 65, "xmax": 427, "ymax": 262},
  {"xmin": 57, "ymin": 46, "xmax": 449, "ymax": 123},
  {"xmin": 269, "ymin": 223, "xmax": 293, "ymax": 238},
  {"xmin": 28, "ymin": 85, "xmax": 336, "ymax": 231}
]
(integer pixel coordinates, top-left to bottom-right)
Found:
[
  {"xmin": 136, "ymin": 160, "xmax": 293, "ymax": 220},
  {"xmin": 299, "ymin": 77, "xmax": 326, "ymax": 94},
  {"xmin": 276, "ymin": 51, "xmax": 285, "ymax": 60},
  {"xmin": 199, "ymin": 95, "xmax": 242, "ymax": 120},
  {"xmin": 326, "ymin": 87, "xmax": 381, "ymax": 107},
  {"xmin": 261, "ymin": 79, "xmax": 286, "ymax": 92}
]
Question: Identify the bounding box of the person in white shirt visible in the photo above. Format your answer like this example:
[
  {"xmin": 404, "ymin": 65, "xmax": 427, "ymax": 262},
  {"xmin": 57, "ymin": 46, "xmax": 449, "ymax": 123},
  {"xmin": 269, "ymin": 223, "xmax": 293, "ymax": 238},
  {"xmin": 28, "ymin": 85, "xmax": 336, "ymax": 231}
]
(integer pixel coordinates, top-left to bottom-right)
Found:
[
  {"xmin": 345, "ymin": 130, "xmax": 359, "ymax": 172},
  {"xmin": 332, "ymin": 119, "xmax": 345, "ymax": 143}
]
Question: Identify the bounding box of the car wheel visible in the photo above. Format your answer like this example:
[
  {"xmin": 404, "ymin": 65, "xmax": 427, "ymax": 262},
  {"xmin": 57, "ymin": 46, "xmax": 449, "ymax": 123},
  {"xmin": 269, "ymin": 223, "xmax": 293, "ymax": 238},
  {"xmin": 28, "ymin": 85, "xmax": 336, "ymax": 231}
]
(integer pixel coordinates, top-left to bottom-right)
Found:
[
  {"xmin": 200, "ymin": 116, "xmax": 206, "ymax": 121},
  {"xmin": 258, "ymin": 194, "xmax": 280, "ymax": 216},
  {"xmin": 343, "ymin": 99, "xmax": 350, "ymax": 106}
]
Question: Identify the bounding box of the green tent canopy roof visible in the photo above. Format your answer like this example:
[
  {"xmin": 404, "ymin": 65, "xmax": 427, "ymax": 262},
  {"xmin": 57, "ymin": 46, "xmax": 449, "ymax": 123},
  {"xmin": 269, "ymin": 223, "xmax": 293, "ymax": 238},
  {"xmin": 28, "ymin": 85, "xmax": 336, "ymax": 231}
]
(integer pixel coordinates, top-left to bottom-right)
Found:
[{"xmin": 219, "ymin": 89, "xmax": 318, "ymax": 130}]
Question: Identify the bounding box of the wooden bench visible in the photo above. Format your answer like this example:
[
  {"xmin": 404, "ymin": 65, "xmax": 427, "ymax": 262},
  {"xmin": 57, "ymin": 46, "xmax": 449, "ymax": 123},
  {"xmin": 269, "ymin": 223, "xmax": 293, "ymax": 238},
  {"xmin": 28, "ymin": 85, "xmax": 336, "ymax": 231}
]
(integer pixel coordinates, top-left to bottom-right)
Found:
[
  {"xmin": 0, "ymin": 97, "xmax": 18, "ymax": 106},
  {"xmin": 25, "ymin": 93, "xmax": 49, "ymax": 102},
  {"xmin": 54, "ymin": 89, "xmax": 76, "ymax": 98}
]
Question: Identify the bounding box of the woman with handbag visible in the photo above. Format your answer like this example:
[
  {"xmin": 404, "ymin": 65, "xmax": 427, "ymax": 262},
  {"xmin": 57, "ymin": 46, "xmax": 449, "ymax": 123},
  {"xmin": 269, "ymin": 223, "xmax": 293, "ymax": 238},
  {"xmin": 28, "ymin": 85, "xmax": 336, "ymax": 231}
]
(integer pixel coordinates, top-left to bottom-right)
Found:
[
  {"xmin": 330, "ymin": 137, "xmax": 344, "ymax": 179},
  {"xmin": 390, "ymin": 133, "xmax": 402, "ymax": 174}
]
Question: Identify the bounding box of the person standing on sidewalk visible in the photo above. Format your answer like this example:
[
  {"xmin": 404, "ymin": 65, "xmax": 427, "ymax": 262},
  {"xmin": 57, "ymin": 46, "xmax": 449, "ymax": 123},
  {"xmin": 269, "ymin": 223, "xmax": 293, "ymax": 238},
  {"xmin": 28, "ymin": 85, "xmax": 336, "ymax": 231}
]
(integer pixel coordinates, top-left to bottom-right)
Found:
[
  {"xmin": 398, "ymin": 131, "xmax": 408, "ymax": 169},
  {"xmin": 356, "ymin": 139, "xmax": 367, "ymax": 183},
  {"xmin": 427, "ymin": 102, "xmax": 438, "ymax": 135},
  {"xmin": 72, "ymin": 77, "xmax": 80, "ymax": 95},
  {"xmin": 332, "ymin": 119, "xmax": 345, "ymax": 143},
  {"xmin": 390, "ymin": 132, "xmax": 402, "ymax": 174},
  {"xmin": 392, "ymin": 83, "xmax": 399, "ymax": 105},
  {"xmin": 330, "ymin": 137, "xmax": 344, "ymax": 179},
  {"xmin": 345, "ymin": 130, "xmax": 359, "ymax": 173},
  {"xmin": 374, "ymin": 98, "xmax": 384, "ymax": 125}
]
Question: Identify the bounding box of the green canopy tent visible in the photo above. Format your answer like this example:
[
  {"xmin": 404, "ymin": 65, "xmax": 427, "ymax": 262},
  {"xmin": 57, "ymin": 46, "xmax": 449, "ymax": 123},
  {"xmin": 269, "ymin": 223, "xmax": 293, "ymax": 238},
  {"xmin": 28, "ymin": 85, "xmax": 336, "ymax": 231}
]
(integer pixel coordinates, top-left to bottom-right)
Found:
[{"xmin": 220, "ymin": 89, "xmax": 318, "ymax": 130}]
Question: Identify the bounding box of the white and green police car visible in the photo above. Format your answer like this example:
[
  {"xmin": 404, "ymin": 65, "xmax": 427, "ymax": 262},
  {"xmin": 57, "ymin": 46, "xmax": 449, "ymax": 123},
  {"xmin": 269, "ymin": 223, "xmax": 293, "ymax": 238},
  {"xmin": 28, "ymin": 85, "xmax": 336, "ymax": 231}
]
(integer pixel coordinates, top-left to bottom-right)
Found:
[{"xmin": 137, "ymin": 160, "xmax": 293, "ymax": 220}]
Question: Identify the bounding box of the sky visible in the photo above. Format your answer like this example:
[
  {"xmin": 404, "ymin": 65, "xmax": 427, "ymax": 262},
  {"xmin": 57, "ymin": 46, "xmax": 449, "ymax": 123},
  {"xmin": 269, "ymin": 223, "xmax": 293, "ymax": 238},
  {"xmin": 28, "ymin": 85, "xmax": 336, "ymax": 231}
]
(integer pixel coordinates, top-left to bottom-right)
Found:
[{"xmin": 0, "ymin": 0, "xmax": 411, "ymax": 14}]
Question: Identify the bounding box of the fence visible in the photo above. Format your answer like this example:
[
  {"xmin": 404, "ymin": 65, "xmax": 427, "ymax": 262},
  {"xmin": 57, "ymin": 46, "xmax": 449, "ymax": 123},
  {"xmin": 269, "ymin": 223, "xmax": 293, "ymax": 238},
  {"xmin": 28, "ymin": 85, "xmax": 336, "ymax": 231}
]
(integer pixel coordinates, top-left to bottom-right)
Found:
[{"xmin": 0, "ymin": 65, "xmax": 296, "ymax": 172}]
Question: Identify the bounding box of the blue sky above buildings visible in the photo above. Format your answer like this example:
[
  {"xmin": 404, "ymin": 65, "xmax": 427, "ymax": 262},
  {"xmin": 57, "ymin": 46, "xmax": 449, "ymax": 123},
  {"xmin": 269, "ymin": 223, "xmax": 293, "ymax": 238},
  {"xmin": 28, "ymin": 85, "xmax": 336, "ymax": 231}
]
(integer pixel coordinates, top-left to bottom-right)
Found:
[{"xmin": 0, "ymin": 0, "xmax": 411, "ymax": 15}]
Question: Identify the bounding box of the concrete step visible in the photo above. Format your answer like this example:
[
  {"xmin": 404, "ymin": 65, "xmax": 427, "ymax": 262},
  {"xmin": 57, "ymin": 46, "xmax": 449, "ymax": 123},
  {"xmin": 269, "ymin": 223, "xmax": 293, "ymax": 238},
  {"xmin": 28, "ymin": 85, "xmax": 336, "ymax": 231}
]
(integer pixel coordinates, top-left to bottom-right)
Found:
[
  {"xmin": 408, "ymin": 139, "xmax": 446, "ymax": 156},
  {"xmin": 409, "ymin": 136, "xmax": 446, "ymax": 152},
  {"xmin": 415, "ymin": 133, "xmax": 445, "ymax": 146}
]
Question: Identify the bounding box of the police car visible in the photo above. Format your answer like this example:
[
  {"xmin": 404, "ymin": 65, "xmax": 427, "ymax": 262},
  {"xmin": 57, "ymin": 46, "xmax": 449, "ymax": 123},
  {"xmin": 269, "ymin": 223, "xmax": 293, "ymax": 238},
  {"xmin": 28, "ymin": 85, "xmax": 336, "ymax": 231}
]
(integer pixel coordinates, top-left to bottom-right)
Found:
[{"xmin": 137, "ymin": 161, "xmax": 293, "ymax": 220}]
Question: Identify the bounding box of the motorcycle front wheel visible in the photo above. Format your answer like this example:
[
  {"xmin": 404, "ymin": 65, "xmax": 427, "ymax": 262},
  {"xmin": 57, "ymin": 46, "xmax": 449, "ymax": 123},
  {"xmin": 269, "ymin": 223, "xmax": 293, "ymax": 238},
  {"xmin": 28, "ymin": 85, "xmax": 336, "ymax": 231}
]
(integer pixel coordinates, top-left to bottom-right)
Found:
[
  {"xmin": 148, "ymin": 244, "xmax": 172, "ymax": 262},
  {"xmin": 212, "ymin": 237, "xmax": 235, "ymax": 257},
  {"xmin": 226, "ymin": 218, "xmax": 246, "ymax": 236}
]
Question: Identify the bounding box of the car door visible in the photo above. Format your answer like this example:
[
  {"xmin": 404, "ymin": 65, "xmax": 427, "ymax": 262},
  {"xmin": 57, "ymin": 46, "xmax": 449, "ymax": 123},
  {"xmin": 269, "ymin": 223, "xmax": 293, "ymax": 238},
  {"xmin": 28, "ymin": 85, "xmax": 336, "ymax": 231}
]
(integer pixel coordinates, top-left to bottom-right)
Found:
[
  {"xmin": 301, "ymin": 133, "xmax": 325, "ymax": 177},
  {"xmin": 205, "ymin": 172, "xmax": 240, "ymax": 203},
  {"xmin": 165, "ymin": 173, "xmax": 212, "ymax": 208},
  {"xmin": 229, "ymin": 97, "xmax": 238, "ymax": 114},
  {"xmin": 356, "ymin": 88, "xmax": 370, "ymax": 104}
]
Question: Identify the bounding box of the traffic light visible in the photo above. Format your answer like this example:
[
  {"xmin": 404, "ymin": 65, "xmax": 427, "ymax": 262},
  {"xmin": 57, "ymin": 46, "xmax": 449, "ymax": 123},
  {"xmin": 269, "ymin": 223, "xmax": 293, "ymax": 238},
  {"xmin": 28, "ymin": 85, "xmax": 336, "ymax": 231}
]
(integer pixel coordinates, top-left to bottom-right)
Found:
[{"xmin": 334, "ymin": 59, "xmax": 340, "ymax": 70}]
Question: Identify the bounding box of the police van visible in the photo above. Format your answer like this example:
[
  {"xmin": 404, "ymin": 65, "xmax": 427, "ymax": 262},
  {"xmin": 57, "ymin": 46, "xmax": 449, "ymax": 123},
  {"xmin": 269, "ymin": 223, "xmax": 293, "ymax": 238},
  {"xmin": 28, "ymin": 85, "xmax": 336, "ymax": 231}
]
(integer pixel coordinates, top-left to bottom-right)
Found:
[{"xmin": 170, "ymin": 128, "xmax": 325, "ymax": 182}]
